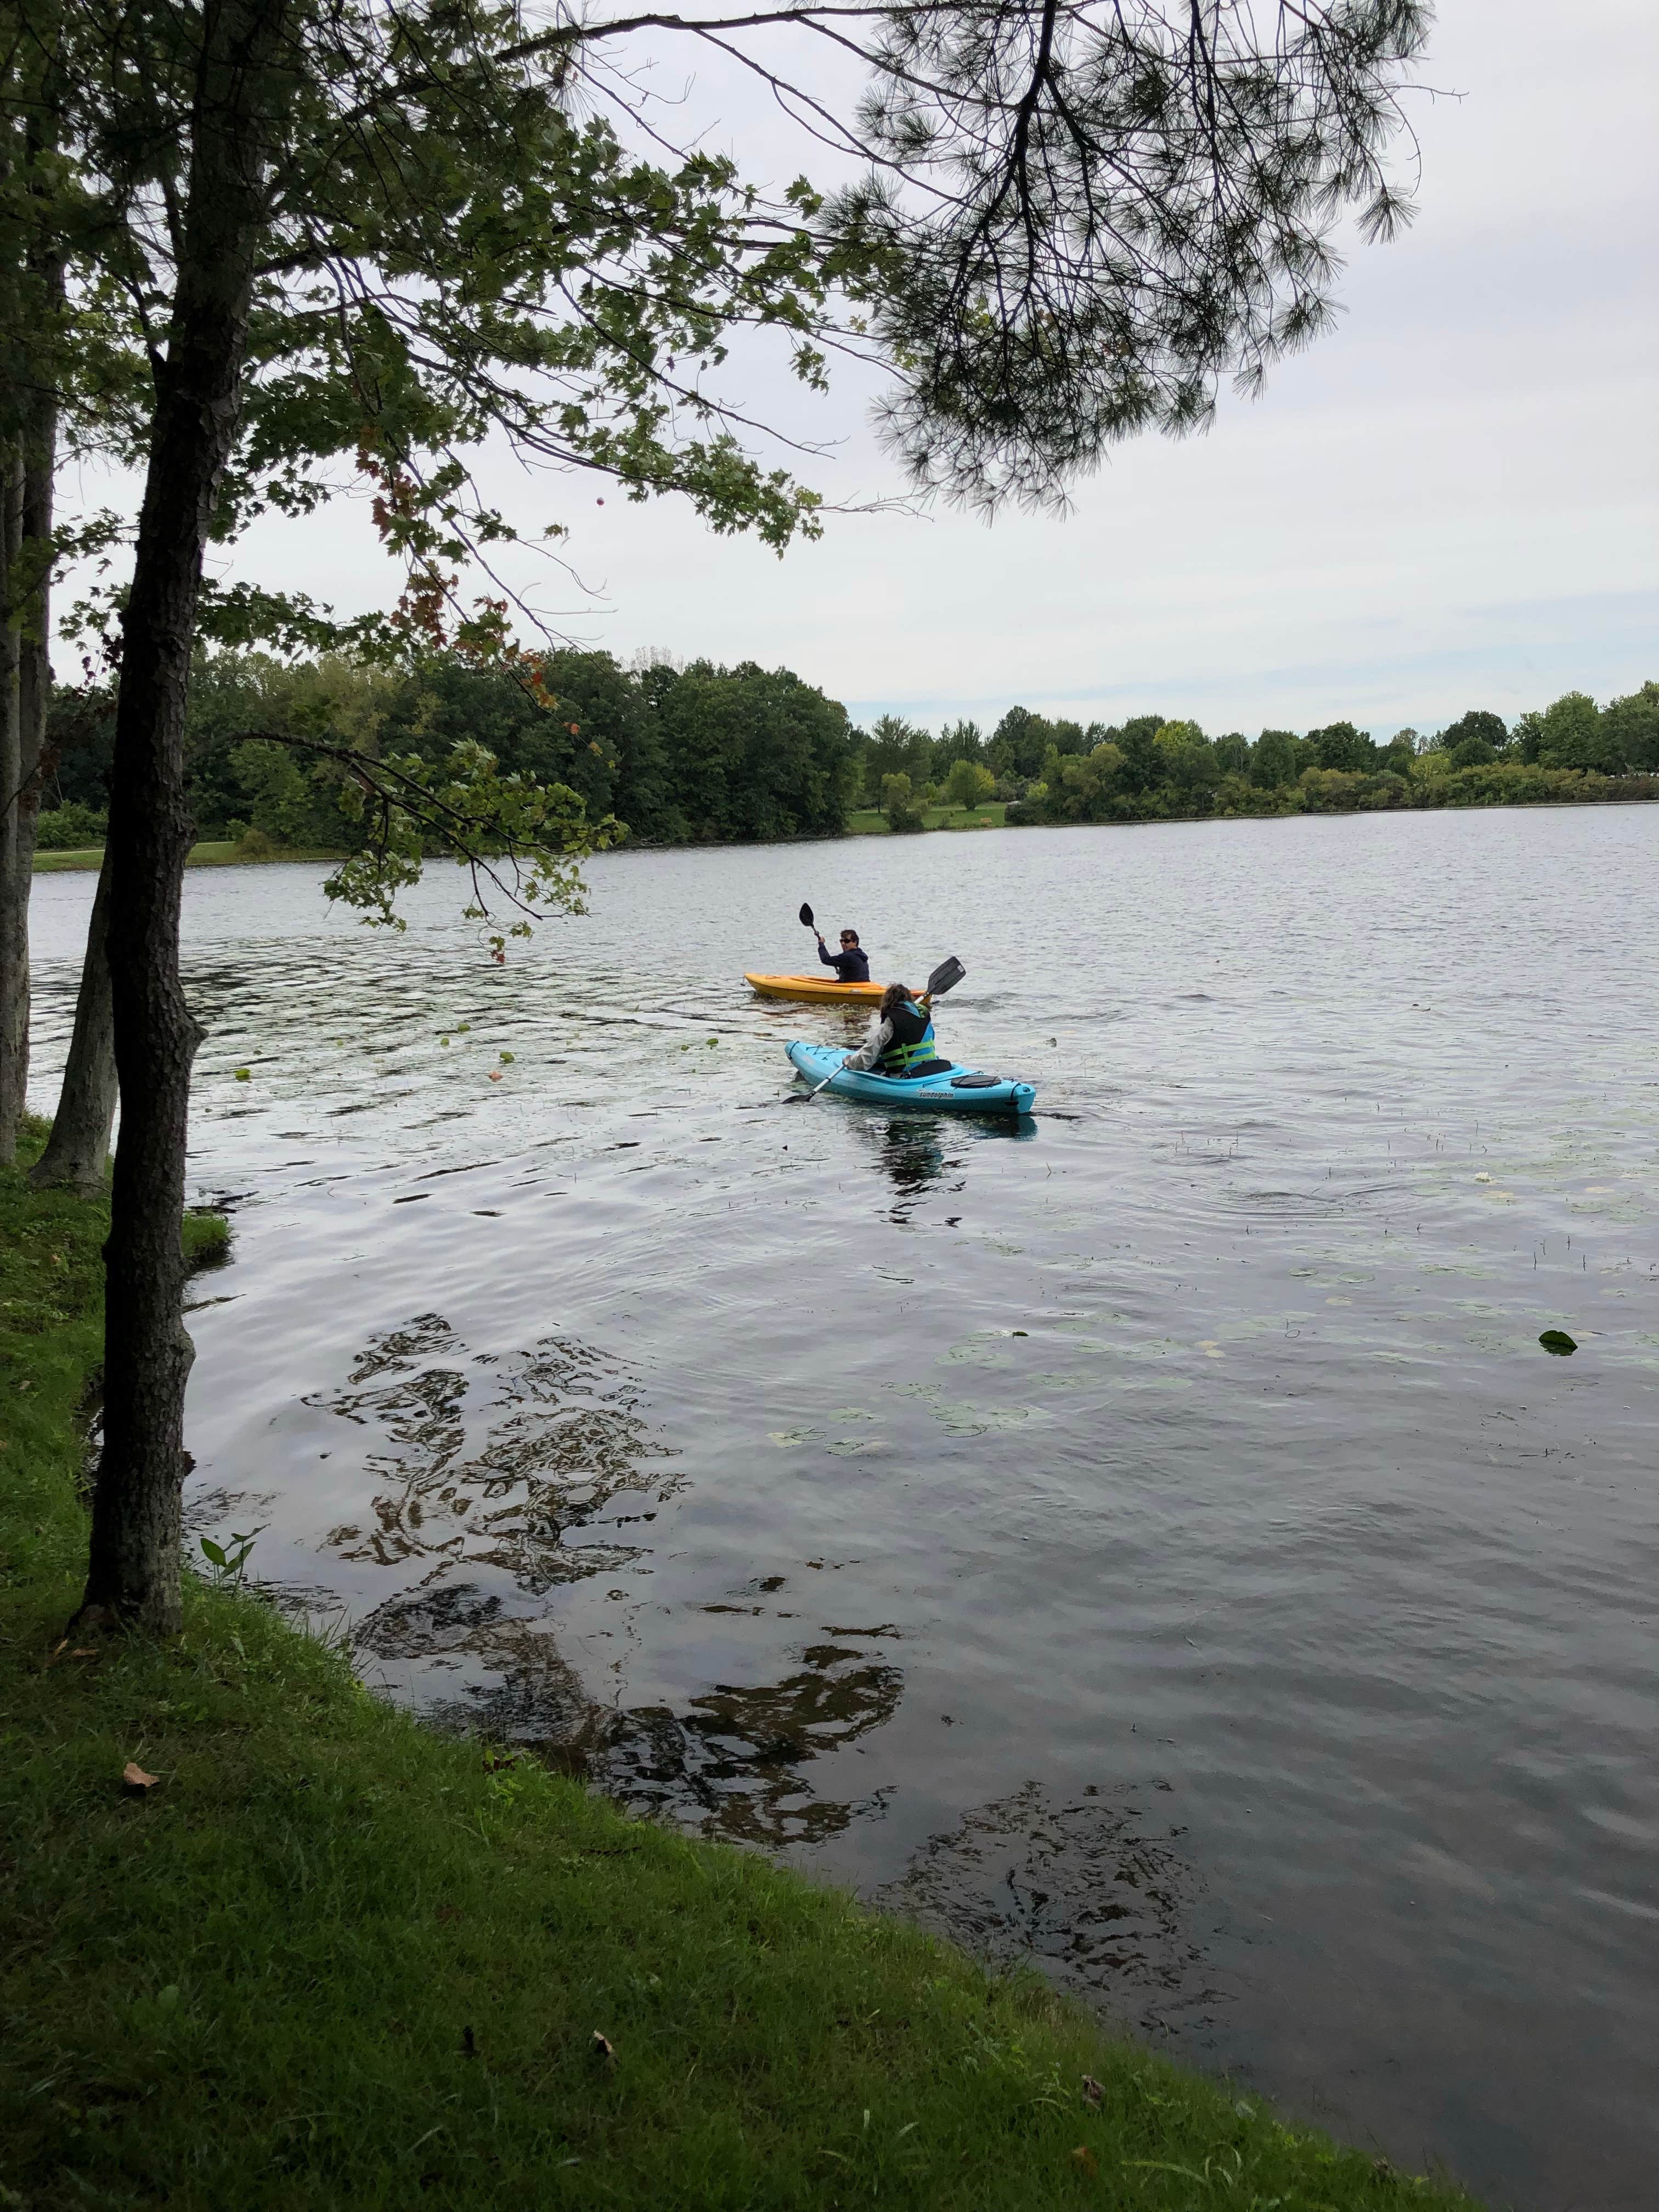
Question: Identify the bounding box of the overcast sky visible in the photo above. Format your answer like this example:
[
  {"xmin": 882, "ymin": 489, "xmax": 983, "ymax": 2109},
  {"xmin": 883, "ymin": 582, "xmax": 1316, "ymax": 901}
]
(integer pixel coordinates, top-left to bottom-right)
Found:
[{"xmin": 69, "ymin": 0, "xmax": 1658, "ymax": 739}]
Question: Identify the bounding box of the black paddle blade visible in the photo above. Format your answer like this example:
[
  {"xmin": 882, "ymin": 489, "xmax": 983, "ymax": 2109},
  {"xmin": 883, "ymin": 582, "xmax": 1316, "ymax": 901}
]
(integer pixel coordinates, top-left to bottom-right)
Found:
[
  {"xmin": 799, "ymin": 902, "xmax": 814, "ymax": 927},
  {"xmin": 927, "ymin": 955, "xmax": 966, "ymax": 996}
]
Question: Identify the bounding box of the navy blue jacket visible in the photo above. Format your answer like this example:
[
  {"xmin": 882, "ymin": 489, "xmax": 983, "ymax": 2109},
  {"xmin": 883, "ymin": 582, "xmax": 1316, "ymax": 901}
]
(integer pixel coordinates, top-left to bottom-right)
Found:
[{"xmin": 817, "ymin": 938, "xmax": 870, "ymax": 981}]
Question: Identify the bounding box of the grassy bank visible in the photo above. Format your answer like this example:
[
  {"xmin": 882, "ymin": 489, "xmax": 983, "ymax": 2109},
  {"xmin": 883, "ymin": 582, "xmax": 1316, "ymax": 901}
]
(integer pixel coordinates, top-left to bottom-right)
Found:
[
  {"xmin": 0, "ymin": 1128, "xmax": 1476, "ymax": 2211},
  {"xmin": 33, "ymin": 841, "xmax": 343, "ymax": 873},
  {"xmin": 38, "ymin": 824, "xmax": 1002, "ymax": 867},
  {"xmin": 848, "ymin": 801, "xmax": 1007, "ymax": 835}
]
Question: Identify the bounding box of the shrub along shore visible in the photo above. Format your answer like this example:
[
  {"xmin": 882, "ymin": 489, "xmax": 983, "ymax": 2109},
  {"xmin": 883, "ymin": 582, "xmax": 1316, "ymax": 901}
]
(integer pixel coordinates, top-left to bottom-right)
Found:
[
  {"xmin": 0, "ymin": 1123, "xmax": 1477, "ymax": 2209},
  {"xmin": 1001, "ymin": 757, "xmax": 1659, "ymax": 831}
]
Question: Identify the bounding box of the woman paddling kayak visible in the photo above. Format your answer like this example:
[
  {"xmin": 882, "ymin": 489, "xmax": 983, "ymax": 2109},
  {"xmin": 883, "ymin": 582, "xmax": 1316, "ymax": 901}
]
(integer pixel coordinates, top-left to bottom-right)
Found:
[{"xmin": 843, "ymin": 981, "xmax": 954, "ymax": 1080}]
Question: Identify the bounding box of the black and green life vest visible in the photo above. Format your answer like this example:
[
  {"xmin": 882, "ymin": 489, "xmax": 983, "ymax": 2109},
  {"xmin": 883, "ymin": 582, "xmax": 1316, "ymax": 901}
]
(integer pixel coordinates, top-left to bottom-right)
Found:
[{"xmin": 876, "ymin": 1000, "xmax": 941, "ymax": 1078}]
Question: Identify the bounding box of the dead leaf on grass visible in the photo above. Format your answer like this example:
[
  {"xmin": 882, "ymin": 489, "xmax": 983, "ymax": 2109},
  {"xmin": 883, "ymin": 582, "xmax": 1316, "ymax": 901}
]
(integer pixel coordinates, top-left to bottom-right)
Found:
[
  {"xmin": 1081, "ymin": 2075, "xmax": 1103, "ymax": 2108},
  {"xmin": 121, "ymin": 1763, "xmax": 159, "ymax": 1795},
  {"xmin": 1069, "ymin": 2145, "xmax": 1099, "ymax": 2176},
  {"xmin": 591, "ymin": 2029, "xmax": 616, "ymax": 2064}
]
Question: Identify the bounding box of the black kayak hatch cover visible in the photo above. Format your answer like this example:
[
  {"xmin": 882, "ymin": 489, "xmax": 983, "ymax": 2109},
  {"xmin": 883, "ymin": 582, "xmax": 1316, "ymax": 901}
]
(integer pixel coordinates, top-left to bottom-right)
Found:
[{"xmin": 950, "ymin": 1072, "xmax": 1001, "ymax": 1089}]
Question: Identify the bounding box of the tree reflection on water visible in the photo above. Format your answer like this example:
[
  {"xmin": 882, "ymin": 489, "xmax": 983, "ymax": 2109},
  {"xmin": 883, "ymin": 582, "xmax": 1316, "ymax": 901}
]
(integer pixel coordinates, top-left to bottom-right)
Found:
[
  {"xmin": 853, "ymin": 1111, "xmax": 1036, "ymax": 1225},
  {"xmin": 584, "ymin": 1640, "xmax": 905, "ymax": 1848},
  {"xmin": 318, "ymin": 1314, "xmax": 902, "ymax": 1848},
  {"xmin": 877, "ymin": 1780, "xmax": 1221, "ymax": 2038},
  {"xmin": 311, "ymin": 1314, "xmax": 679, "ymax": 1590},
  {"xmin": 361, "ymin": 1588, "xmax": 905, "ymax": 1850}
]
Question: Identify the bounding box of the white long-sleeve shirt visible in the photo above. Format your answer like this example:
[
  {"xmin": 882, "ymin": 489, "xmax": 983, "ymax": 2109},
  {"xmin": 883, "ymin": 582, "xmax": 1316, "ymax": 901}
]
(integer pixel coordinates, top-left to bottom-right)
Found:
[
  {"xmin": 844, "ymin": 997, "xmax": 936, "ymax": 1073},
  {"xmin": 842, "ymin": 1012, "xmax": 895, "ymax": 1073}
]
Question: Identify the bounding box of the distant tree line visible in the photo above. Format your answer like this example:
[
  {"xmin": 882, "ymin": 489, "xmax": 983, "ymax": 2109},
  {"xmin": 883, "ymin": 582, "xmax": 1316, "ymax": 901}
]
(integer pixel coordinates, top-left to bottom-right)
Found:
[
  {"xmin": 990, "ymin": 687, "xmax": 1659, "ymax": 827},
  {"xmin": 43, "ymin": 651, "xmax": 856, "ymax": 852},
  {"xmin": 38, "ymin": 660, "xmax": 1659, "ymax": 852},
  {"xmin": 849, "ymin": 687, "xmax": 1659, "ymax": 830}
]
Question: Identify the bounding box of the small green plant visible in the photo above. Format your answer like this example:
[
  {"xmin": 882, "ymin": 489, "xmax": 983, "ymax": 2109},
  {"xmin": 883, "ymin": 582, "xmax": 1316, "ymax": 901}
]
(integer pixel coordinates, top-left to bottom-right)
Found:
[{"xmin": 198, "ymin": 1527, "xmax": 264, "ymax": 1589}]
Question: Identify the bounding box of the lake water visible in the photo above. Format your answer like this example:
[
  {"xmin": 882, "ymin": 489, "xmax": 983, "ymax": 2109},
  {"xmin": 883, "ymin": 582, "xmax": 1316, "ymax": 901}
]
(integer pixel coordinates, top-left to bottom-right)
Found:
[{"xmin": 27, "ymin": 808, "xmax": 1659, "ymax": 2212}]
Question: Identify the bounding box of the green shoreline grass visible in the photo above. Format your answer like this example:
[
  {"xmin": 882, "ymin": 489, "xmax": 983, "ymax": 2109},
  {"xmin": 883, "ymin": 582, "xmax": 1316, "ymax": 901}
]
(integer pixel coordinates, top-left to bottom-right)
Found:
[
  {"xmin": 33, "ymin": 841, "xmax": 343, "ymax": 872},
  {"xmin": 35, "ymin": 817, "xmax": 1007, "ymax": 867},
  {"xmin": 1, "ymin": 1125, "xmax": 1479, "ymax": 2210},
  {"xmin": 33, "ymin": 765, "xmax": 1658, "ymax": 872},
  {"xmin": 847, "ymin": 802, "xmax": 1008, "ymax": 834}
]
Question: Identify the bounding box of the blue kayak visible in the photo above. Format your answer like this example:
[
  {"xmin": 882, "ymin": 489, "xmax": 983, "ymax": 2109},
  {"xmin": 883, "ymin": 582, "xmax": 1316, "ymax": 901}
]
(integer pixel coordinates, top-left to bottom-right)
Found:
[{"xmin": 787, "ymin": 1040, "xmax": 1037, "ymax": 1115}]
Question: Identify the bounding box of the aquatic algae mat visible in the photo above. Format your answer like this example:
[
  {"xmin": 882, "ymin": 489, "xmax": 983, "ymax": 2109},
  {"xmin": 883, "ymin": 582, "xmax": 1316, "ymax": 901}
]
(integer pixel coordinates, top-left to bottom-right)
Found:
[{"xmin": 0, "ymin": 1128, "xmax": 1477, "ymax": 2209}]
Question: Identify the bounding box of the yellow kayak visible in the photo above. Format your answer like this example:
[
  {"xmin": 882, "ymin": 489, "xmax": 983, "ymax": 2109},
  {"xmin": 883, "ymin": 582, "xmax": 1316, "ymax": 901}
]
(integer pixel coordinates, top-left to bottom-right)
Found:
[{"xmin": 744, "ymin": 972, "xmax": 885, "ymax": 1007}]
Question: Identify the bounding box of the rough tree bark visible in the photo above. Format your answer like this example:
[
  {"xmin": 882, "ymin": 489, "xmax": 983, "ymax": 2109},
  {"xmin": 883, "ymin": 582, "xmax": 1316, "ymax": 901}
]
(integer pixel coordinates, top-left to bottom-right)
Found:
[
  {"xmin": 78, "ymin": 0, "xmax": 290, "ymax": 1634},
  {"xmin": 0, "ymin": 97, "xmax": 63, "ymax": 1163},
  {"xmin": 29, "ymin": 845, "xmax": 117, "ymax": 1189},
  {"xmin": 0, "ymin": 442, "xmax": 36, "ymax": 1164}
]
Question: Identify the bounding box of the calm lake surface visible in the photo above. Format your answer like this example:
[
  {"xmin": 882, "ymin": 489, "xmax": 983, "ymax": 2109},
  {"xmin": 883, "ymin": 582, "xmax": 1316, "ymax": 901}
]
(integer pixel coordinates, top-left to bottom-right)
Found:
[{"xmin": 29, "ymin": 808, "xmax": 1659, "ymax": 2211}]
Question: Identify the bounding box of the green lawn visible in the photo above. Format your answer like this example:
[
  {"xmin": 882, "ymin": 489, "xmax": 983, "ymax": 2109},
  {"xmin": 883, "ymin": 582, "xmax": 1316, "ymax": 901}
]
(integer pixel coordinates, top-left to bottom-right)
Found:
[
  {"xmin": 848, "ymin": 802, "xmax": 1007, "ymax": 834},
  {"xmin": 30, "ymin": 817, "xmax": 1005, "ymax": 870},
  {"xmin": 0, "ymin": 1122, "xmax": 1477, "ymax": 2210},
  {"xmin": 33, "ymin": 840, "xmax": 343, "ymax": 872}
]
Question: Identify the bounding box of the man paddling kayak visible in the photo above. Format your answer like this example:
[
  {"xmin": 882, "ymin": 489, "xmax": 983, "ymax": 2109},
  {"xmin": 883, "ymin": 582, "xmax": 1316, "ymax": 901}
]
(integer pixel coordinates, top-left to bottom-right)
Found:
[
  {"xmin": 843, "ymin": 981, "xmax": 953, "ymax": 1079},
  {"xmin": 815, "ymin": 927, "xmax": 870, "ymax": 983}
]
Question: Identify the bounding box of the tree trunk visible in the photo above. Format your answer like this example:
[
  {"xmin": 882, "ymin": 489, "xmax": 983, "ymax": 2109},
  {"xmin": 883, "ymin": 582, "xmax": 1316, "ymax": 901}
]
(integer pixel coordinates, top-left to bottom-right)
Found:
[
  {"xmin": 30, "ymin": 845, "xmax": 117, "ymax": 1189},
  {"xmin": 79, "ymin": 0, "xmax": 289, "ymax": 1636},
  {"xmin": 0, "ymin": 98, "xmax": 64, "ymax": 1163},
  {"xmin": 0, "ymin": 442, "xmax": 32, "ymax": 1164}
]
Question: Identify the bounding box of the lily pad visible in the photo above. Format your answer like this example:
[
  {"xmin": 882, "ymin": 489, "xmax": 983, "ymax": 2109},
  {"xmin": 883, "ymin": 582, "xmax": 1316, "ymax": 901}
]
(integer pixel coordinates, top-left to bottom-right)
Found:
[{"xmin": 1539, "ymin": 1330, "xmax": 1577, "ymax": 1357}]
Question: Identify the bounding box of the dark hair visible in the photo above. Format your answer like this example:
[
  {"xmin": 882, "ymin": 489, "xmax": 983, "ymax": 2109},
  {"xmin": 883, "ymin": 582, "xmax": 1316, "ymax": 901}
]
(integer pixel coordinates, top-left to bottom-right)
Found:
[
  {"xmin": 879, "ymin": 981, "xmax": 912, "ymax": 1020},
  {"xmin": 839, "ymin": 928, "xmax": 859, "ymax": 944}
]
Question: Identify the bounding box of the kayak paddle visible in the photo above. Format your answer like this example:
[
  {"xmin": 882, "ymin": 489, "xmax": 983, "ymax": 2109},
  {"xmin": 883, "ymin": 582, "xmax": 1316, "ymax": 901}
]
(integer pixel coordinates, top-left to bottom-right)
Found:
[
  {"xmin": 799, "ymin": 902, "xmax": 814, "ymax": 928},
  {"xmin": 786, "ymin": 956, "xmax": 967, "ymax": 1103}
]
